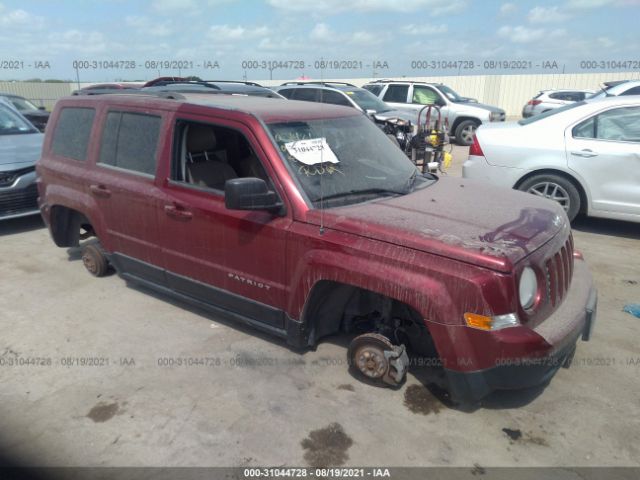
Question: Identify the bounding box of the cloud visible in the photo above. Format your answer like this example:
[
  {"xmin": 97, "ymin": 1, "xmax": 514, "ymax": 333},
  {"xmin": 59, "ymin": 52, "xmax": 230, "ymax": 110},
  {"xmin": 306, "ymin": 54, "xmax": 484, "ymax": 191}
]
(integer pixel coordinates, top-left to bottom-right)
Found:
[
  {"xmin": 309, "ymin": 22, "xmax": 334, "ymax": 41},
  {"xmin": 125, "ymin": 16, "xmax": 173, "ymax": 37},
  {"xmin": 401, "ymin": 24, "xmax": 448, "ymax": 35},
  {"xmin": 497, "ymin": 25, "xmax": 566, "ymax": 43},
  {"xmin": 528, "ymin": 5, "xmax": 572, "ymax": 22},
  {"xmin": 566, "ymin": 0, "xmax": 640, "ymax": 8},
  {"xmin": 0, "ymin": 6, "xmax": 44, "ymax": 29},
  {"xmin": 499, "ymin": 2, "xmax": 517, "ymax": 15},
  {"xmin": 153, "ymin": 0, "xmax": 235, "ymax": 14},
  {"xmin": 47, "ymin": 30, "xmax": 118, "ymax": 54},
  {"xmin": 207, "ymin": 24, "xmax": 270, "ymax": 41},
  {"xmin": 267, "ymin": 0, "xmax": 466, "ymax": 14}
]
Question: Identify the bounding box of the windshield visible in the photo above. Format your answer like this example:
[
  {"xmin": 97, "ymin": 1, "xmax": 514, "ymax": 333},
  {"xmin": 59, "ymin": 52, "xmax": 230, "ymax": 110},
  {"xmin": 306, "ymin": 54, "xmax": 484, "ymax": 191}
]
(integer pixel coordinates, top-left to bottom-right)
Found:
[
  {"xmin": 344, "ymin": 89, "xmax": 390, "ymax": 112},
  {"xmin": 438, "ymin": 85, "xmax": 464, "ymax": 102},
  {"xmin": 0, "ymin": 104, "xmax": 37, "ymax": 135},
  {"xmin": 10, "ymin": 97, "xmax": 39, "ymax": 111},
  {"xmin": 518, "ymin": 101, "xmax": 586, "ymax": 125},
  {"xmin": 268, "ymin": 114, "xmax": 431, "ymax": 207}
]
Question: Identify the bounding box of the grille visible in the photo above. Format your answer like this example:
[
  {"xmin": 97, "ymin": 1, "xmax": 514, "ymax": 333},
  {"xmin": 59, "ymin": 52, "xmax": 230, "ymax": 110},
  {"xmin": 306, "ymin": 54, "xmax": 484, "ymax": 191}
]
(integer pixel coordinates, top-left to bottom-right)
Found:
[
  {"xmin": 0, "ymin": 184, "xmax": 39, "ymax": 217},
  {"xmin": 545, "ymin": 235, "xmax": 574, "ymax": 307}
]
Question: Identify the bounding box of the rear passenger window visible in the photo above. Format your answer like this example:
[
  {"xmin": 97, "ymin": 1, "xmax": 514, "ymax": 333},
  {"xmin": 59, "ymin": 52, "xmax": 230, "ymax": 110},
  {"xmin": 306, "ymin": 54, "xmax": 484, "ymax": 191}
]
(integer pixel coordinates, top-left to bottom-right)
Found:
[
  {"xmin": 318, "ymin": 90, "xmax": 351, "ymax": 107},
  {"xmin": 98, "ymin": 111, "xmax": 161, "ymax": 176},
  {"xmin": 383, "ymin": 85, "xmax": 409, "ymax": 103},
  {"xmin": 51, "ymin": 107, "xmax": 95, "ymax": 161}
]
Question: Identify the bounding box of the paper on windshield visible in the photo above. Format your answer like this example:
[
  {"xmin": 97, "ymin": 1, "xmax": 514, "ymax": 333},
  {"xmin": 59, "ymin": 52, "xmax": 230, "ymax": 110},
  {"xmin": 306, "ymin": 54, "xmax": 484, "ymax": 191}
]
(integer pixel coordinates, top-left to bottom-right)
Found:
[{"xmin": 284, "ymin": 138, "xmax": 339, "ymax": 166}]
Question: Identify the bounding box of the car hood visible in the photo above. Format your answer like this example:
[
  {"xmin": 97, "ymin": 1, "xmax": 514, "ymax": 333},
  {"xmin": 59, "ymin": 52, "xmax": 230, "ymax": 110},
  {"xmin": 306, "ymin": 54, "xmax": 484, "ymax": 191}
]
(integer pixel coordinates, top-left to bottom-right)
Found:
[
  {"xmin": 372, "ymin": 109, "xmax": 419, "ymax": 123},
  {"xmin": 22, "ymin": 110, "xmax": 50, "ymax": 120},
  {"xmin": 0, "ymin": 132, "xmax": 44, "ymax": 169},
  {"xmin": 456, "ymin": 102, "xmax": 505, "ymax": 114},
  {"xmin": 305, "ymin": 177, "xmax": 568, "ymax": 272}
]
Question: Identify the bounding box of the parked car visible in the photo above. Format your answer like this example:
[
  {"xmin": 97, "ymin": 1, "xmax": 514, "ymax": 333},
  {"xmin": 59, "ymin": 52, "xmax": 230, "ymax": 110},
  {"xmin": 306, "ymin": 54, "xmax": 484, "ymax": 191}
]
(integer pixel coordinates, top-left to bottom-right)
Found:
[
  {"xmin": 0, "ymin": 102, "xmax": 44, "ymax": 220},
  {"xmin": 463, "ymin": 96, "xmax": 640, "ymax": 223},
  {"xmin": 274, "ymin": 82, "xmax": 417, "ymax": 124},
  {"xmin": 362, "ymin": 80, "xmax": 506, "ymax": 146},
  {"xmin": 0, "ymin": 93, "xmax": 50, "ymax": 131},
  {"xmin": 522, "ymin": 89, "xmax": 595, "ymax": 118},
  {"xmin": 37, "ymin": 93, "xmax": 596, "ymax": 404},
  {"xmin": 589, "ymin": 80, "xmax": 640, "ymax": 99}
]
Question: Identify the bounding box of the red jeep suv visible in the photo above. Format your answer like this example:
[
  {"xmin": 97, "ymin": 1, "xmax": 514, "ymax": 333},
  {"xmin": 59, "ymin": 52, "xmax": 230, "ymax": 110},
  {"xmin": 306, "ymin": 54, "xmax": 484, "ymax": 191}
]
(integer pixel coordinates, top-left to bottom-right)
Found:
[{"xmin": 37, "ymin": 93, "xmax": 597, "ymax": 403}]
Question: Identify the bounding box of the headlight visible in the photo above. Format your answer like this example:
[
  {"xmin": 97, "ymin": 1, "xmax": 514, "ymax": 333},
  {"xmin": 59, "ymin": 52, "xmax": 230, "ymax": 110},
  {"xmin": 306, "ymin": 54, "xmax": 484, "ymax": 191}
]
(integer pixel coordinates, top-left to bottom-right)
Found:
[
  {"xmin": 519, "ymin": 267, "xmax": 538, "ymax": 310},
  {"xmin": 489, "ymin": 111, "xmax": 503, "ymax": 121}
]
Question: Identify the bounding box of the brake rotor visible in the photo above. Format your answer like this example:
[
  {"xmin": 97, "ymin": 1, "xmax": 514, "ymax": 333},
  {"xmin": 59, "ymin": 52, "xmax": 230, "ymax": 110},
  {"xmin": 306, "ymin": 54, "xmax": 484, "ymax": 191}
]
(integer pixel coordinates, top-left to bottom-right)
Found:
[{"xmin": 348, "ymin": 333, "xmax": 407, "ymax": 387}]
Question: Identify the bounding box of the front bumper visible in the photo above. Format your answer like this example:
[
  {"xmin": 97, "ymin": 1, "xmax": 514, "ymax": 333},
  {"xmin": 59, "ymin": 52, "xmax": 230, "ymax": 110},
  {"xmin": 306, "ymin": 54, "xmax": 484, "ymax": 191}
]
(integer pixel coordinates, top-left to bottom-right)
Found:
[
  {"xmin": 0, "ymin": 170, "xmax": 39, "ymax": 220},
  {"xmin": 443, "ymin": 260, "xmax": 596, "ymax": 404}
]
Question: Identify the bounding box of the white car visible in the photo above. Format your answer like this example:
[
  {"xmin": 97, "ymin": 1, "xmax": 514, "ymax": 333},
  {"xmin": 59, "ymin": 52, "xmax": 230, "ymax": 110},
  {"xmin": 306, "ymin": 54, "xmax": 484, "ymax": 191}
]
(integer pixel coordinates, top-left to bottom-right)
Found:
[
  {"xmin": 590, "ymin": 80, "xmax": 640, "ymax": 99},
  {"xmin": 463, "ymin": 96, "xmax": 640, "ymax": 223},
  {"xmin": 522, "ymin": 89, "xmax": 595, "ymax": 118}
]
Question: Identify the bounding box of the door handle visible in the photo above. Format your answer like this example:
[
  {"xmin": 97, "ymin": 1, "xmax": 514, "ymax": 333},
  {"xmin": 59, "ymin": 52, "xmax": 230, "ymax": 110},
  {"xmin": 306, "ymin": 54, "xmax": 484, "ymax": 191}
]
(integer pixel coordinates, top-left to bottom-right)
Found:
[
  {"xmin": 571, "ymin": 150, "xmax": 598, "ymax": 158},
  {"xmin": 164, "ymin": 204, "xmax": 193, "ymax": 221},
  {"xmin": 89, "ymin": 184, "xmax": 111, "ymax": 198}
]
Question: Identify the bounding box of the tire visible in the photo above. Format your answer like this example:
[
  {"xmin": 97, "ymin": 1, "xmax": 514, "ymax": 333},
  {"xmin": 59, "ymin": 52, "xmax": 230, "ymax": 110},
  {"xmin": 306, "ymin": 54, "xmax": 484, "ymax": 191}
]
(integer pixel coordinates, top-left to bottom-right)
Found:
[
  {"xmin": 81, "ymin": 244, "xmax": 109, "ymax": 277},
  {"xmin": 518, "ymin": 174, "xmax": 581, "ymax": 222},
  {"xmin": 454, "ymin": 120, "xmax": 478, "ymax": 146}
]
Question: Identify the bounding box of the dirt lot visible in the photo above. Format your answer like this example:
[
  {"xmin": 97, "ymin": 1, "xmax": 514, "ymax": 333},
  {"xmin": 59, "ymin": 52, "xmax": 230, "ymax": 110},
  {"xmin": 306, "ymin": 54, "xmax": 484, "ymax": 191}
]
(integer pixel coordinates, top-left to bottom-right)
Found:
[{"xmin": 1, "ymin": 145, "xmax": 639, "ymax": 468}]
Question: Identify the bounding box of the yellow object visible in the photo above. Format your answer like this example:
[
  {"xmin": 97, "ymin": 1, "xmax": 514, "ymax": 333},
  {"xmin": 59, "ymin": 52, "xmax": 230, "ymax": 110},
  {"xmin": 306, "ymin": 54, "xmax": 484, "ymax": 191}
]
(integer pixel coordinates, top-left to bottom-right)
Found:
[
  {"xmin": 464, "ymin": 312, "xmax": 493, "ymax": 330},
  {"xmin": 443, "ymin": 152, "xmax": 452, "ymax": 169}
]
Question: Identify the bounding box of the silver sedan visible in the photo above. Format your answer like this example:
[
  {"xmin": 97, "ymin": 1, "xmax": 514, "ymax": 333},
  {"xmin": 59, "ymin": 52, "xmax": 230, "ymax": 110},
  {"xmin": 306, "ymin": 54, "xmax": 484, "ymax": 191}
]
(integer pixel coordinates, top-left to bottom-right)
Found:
[{"xmin": 463, "ymin": 95, "xmax": 640, "ymax": 223}]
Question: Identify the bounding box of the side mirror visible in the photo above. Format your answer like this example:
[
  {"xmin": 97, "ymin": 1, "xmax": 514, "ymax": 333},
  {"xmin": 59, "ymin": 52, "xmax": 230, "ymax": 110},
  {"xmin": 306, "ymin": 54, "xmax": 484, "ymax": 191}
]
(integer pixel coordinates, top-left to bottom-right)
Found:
[
  {"xmin": 435, "ymin": 97, "xmax": 446, "ymax": 107},
  {"xmin": 38, "ymin": 106, "xmax": 46, "ymax": 111},
  {"xmin": 225, "ymin": 177, "xmax": 283, "ymax": 214}
]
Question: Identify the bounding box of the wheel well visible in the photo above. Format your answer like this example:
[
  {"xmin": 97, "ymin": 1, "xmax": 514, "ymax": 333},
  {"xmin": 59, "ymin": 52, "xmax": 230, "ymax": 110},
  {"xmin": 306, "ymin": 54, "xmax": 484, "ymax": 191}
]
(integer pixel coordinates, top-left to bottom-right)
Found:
[
  {"xmin": 302, "ymin": 281, "xmax": 437, "ymax": 356},
  {"xmin": 450, "ymin": 116, "xmax": 480, "ymax": 135},
  {"xmin": 513, "ymin": 169, "xmax": 588, "ymax": 214},
  {"xmin": 49, "ymin": 206, "xmax": 94, "ymax": 247}
]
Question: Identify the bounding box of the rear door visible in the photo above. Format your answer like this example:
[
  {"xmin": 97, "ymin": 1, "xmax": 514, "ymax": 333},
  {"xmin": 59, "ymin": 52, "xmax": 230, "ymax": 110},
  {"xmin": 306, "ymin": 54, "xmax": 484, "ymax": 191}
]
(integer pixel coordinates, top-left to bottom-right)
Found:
[
  {"xmin": 381, "ymin": 84, "xmax": 411, "ymax": 110},
  {"xmin": 566, "ymin": 105, "xmax": 640, "ymax": 217},
  {"xmin": 91, "ymin": 108, "xmax": 168, "ymax": 282}
]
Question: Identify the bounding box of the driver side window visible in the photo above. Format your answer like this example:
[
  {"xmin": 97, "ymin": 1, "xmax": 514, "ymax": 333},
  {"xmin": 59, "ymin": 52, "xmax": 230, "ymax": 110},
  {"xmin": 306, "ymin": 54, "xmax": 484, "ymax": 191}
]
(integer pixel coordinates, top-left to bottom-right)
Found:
[
  {"xmin": 173, "ymin": 120, "xmax": 271, "ymax": 192},
  {"xmin": 412, "ymin": 86, "xmax": 440, "ymax": 105}
]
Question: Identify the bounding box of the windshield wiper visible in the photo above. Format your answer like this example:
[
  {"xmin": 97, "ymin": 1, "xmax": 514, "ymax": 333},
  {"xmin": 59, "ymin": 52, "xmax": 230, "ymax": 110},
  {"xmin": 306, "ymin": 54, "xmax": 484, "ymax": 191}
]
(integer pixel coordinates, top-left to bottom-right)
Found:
[{"xmin": 315, "ymin": 188, "xmax": 405, "ymax": 203}]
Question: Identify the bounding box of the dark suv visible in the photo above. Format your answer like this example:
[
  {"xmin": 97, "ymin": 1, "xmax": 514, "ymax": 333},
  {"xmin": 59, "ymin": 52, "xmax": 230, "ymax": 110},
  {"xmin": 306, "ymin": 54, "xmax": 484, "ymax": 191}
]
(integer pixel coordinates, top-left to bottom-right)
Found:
[{"xmin": 37, "ymin": 93, "xmax": 597, "ymax": 404}]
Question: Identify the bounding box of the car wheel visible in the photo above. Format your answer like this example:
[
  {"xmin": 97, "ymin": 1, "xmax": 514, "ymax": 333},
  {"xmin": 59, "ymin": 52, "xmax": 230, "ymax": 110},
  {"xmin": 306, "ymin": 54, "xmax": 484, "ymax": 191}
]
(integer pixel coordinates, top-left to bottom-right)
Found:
[
  {"xmin": 518, "ymin": 174, "xmax": 581, "ymax": 221},
  {"xmin": 347, "ymin": 333, "xmax": 407, "ymax": 388},
  {"xmin": 81, "ymin": 244, "xmax": 109, "ymax": 277},
  {"xmin": 454, "ymin": 120, "xmax": 478, "ymax": 146}
]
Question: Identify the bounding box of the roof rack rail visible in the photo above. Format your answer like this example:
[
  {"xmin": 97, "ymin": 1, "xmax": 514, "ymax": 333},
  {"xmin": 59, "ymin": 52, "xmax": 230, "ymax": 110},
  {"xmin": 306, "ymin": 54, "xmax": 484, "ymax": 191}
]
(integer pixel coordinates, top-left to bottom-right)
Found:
[
  {"xmin": 367, "ymin": 79, "xmax": 443, "ymax": 85},
  {"xmin": 201, "ymin": 80, "xmax": 265, "ymax": 87},
  {"xmin": 279, "ymin": 81, "xmax": 357, "ymax": 87},
  {"xmin": 143, "ymin": 80, "xmax": 222, "ymax": 90}
]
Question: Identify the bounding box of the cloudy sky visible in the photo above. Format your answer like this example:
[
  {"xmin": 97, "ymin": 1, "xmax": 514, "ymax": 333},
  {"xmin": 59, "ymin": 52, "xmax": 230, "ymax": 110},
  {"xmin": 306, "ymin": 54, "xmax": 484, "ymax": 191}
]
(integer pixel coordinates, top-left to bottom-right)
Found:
[{"xmin": 1, "ymin": 0, "xmax": 639, "ymax": 82}]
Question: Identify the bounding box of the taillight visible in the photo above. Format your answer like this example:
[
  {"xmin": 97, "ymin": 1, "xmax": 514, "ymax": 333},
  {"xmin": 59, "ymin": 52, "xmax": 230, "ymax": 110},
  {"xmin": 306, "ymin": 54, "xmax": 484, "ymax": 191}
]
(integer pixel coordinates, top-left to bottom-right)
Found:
[
  {"xmin": 527, "ymin": 99, "xmax": 542, "ymax": 106},
  {"xmin": 469, "ymin": 135, "xmax": 484, "ymax": 156}
]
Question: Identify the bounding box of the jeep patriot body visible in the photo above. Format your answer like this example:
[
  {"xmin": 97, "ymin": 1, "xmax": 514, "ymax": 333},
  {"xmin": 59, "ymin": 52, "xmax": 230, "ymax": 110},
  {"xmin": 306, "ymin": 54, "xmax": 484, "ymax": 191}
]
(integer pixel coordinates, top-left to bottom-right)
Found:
[{"xmin": 37, "ymin": 93, "xmax": 597, "ymax": 403}]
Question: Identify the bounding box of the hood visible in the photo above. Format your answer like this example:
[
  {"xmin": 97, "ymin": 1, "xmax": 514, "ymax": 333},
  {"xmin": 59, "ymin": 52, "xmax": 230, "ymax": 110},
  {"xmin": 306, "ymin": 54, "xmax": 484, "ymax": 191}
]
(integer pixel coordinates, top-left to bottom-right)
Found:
[
  {"xmin": 22, "ymin": 110, "xmax": 50, "ymax": 120},
  {"xmin": 0, "ymin": 132, "xmax": 44, "ymax": 168},
  {"xmin": 456, "ymin": 102, "xmax": 505, "ymax": 114},
  {"xmin": 305, "ymin": 177, "xmax": 568, "ymax": 272},
  {"xmin": 372, "ymin": 109, "xmax": 418, "ymax": 123}
]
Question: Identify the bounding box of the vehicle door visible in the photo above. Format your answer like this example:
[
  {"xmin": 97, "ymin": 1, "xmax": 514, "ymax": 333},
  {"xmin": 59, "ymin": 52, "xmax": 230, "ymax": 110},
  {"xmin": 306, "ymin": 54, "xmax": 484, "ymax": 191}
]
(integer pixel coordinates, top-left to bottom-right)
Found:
[
  {"xmin": 91, "ymin": 108, "xmax": 168, "ymax": 282},
  {"xmin": 566, "ymin": 105, "xmax": 640, "ymax": 217},
  {"xmin": 409, "ymin": 84, "xmax": 450, "ymax": 126},
  {"xmin": 381, "ymin": 84, "xmax": 411, "ymax": 110},
  {"xmin": 156, "ymin": 114, "xmax": 291, "ymax": 329}
]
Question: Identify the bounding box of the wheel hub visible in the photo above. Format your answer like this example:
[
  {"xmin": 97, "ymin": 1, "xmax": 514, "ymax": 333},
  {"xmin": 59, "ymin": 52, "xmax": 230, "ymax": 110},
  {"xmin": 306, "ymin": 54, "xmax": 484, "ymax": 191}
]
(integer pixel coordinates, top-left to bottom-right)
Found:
[
  {"xmin": 527, "ymin": 181, "xmax": 570, "ymax": 211},
  {"xmin": 82, "ymin": 253, "xmax": 97, "ymax": 274},
  {"xmin": 355, "ymin": 346, "xmax": 388, "ymax": 379}
]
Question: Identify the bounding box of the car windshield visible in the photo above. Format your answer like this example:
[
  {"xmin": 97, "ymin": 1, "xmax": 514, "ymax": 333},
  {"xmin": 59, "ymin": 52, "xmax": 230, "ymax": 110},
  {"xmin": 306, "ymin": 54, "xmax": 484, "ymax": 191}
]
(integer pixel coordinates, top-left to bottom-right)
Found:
[
  {"xmin": 518, "ymin": 101, "xmax": 587, "ymax": 125},
  {"xmin": 268, "ymin": 114, "xmax": 433, "ymax": 208},
  {"xmin": 0, "ymin": 105, "xmax": 36, "ymax": 135},
  {"xmin": 10, "ymin": 97, "xmax": 39, "ymax": 111},
  {"xmin": 344, "ymin": 89, "xmax": 391, "ymax": 113},
  {"xmin": 438, "ymin": 85, "xmax": 464, "ymax": 102}
]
